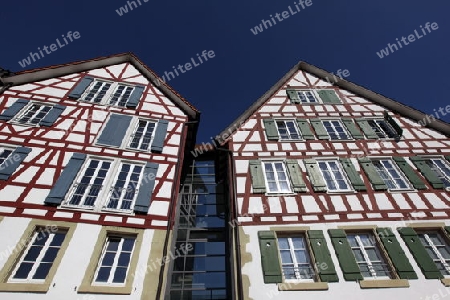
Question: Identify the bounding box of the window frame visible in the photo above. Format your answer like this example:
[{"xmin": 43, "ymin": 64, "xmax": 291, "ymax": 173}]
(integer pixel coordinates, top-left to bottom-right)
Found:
[
  {"xmin": 0, "ymin": 220, "xmax": 76, "ymax": 293},
  {"xmin": 425, "ymin": 157, "xmax": 450, "ymax": 190},
  {"xmin": 261, "ymin": 160, "xmax": 293, "ymax": 194},
  {"xmin": 416, "ymin": 229, "xmax": 450, "ymax": 278},
  {"xmin": 125, "ymin": 118, "xmax": 159, "ymax": 151},
  {"xmin": 296, "ymin": 90, "xmax": 320, "ymax": 104},
  {"xmin": 9, "ymin": 101, "xmax": 53, "ymax": 127},
  {"xmin": 274, "ymin": 119, "xmax": 303, "ymax": 141},
  {"xmin": 61, "ymin": 156, "xmax": 146, "ymax": 214},
  {"xmin": 372, "ymin": 158, "xmax": 413, "ymax": 191},
  {"xmin": 321, "ymin": 119, "xmax": 353, "ymax": 140},
  {"xmin": 316, "ymin": 159, "xmax": 354, "ymax": 193},
  {"xmin": 80, "ymin": 79, "xmax": 137, "ymax": 107},
  {"xmin": 78, "ymin": 226, "xmax": 143, "ymax": 295},
  {"xmin": 366, "ymin": 118, "xmax": 397, "ymax": 139},
  {"xmin": 0, "ymin": 146, "xmax": 15, "ymax": 168}
]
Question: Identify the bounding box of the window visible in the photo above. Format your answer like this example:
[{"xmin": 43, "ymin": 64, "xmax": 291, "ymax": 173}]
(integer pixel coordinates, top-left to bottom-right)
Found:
[
  {"xmin": 0, "ymin": 221, "xmax": 76, "ymax": 293},
  {"xmin": 94, "ymin": 235, "xmax": 136, "ymax": 285},
  {"xmin": 9, "ymin": 229, "xmax": 67, "ymax": 282},
  {"xmin": 128, "ymin": 119, "xmax": 157, "ymax": 150},
  {"xmin": 82, "ymin": 80, "xmax": 137, "ymax": 107},
  {"xmin": 417, "ymin": 231, "xmax": 450, "ymax": 277},
  {"xmin": 317, "ymin": 160, "xmax": 353, "ymax": 192},
  {"xmin": 64, "ymin": 158, "xmax": 144, "ymax": 213},
  {"xmin": 13, "ymin": 103, "xmax": 52, "ymax": 125},
  {"xmin": 78, "ymin": 227, "xmax": 143, "ymax": 294},
  {"xmin": 262, "ymin": 161, "xmax": 292, "ymax": 193},
  {"xmin": 372, "ymin": 159, "xmax": 411, "ymax": 190},
  {"xmin": 426, "ymin": 158, "xmax": 450, "ymax": 188},
  {"xmin": 322, "ymin": 120, "xmax": 352, "ymax": 140},
  {"xmin": 367, "ymin": 119, "xmax": 397, "ymax": 139},
  {"xmin": 278, "ymin": 235, "xmax": 315, "ymax": 281},
  {"xmin": 297, "ymin": 90, "xmax": 318, "ymax": 103},
  {"xmin": 347, "ymin": 232, "xmax": 391, "ymax": 279},
  {"xmin": 0, "ymin": 147, "xmax": 13, "ymax": 166},
  {"xmin": 275, "ymin": 120, "xmax": 302, "ymax": 140}
]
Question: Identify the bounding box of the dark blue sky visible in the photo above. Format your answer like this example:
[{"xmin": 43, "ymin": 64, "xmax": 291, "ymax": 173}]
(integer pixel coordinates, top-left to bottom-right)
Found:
[{"xmin": 1, "ymin": 1, "xmax": 449, "ymax": 142}]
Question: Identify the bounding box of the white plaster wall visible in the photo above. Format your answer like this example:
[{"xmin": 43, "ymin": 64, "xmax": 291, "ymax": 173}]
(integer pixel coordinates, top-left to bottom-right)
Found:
[
  {"xmin": 241, "ymin": 220, "xmax": 450, "ymax": 300},
  {"xmin": 0, "ymin": 217, "xmax": 156, "ymax": 300}
]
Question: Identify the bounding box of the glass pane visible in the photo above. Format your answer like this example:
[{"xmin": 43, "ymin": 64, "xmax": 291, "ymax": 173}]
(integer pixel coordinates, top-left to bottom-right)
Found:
[
  {"xmin": 13, "ymin": 263, "xmax": 33, "ymax": 279},
  {"xmin": 42, "ymin": 247, "xmax": 59, "ymax": 262},
  {"xmin": 118, "ymin": 253, "xmax": 131, "ymax": 267},
  {"xmin": 33, "ymin": 263, "xmax": 52, "ymax": 279},
  {"xmin": 113, "ymin": 267, "xmax": 127, "ymax": 283},
  {"xmin": 291, "ymin": 237, "xmax": 305, "ymax": 249},
  {"xmin": 280, "ymin": 250, "xmax": 293, "ymax": 263},
  {"xmin": 122, "ymin": 238, "xmax": 135, "ymax": 251},
  {"xmin": 294, "ymin": 250, "xmax": 309, "ymax": 263},
  {"xmin": 23, "ymin": 246, "xmax": 42, "ymax": 262},
  {"xmin": 50, "ymin": 233, "xmax": 66, "ymax": 246},
  {"xmin": 277, "ymin": 238, "xmax": 289, "ymax": 249},
  {"xmin": 95, "ymin": 267, "xmax": 111, "ymax": 282}
]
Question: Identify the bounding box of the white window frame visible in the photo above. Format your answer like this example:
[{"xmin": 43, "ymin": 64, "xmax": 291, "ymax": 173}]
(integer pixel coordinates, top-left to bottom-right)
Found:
[
  {"xmin": 347, "ymin": 232, "xmax": 392, "ymax": 280},
  {"xmin": 366, "ymin": 119, "xmax": 397, "ymax": 139},
  {"xmin": 126, "ymin": 118, "xmax": 158, "ymax": 151},
  {"xmin": 275, "ymin": 120, "xmax": 302, "ymax": 141},
  {"xmin": 62, "ymin": 157, "xmax": 145, "ymax": 214},
  {"xmin": 80, "ymin": 79, "xmax": 137, "ymax": 107},
  {"xmin": 417, "ymin": 231, "xmax": 450, "ymax": 277},
  {"xmin": 262, "ymin": 161, "xmax": 292, "ymax": 194},
  {"xmin": 322, "ymin": 119, "xmax": 352, "ymax": 140},
  {"xmin": 8, "ymin": 229, "xmax": 67, "ymax": 283},
  {"xmin": 372, "ymin": 158, "xmax": 412, "ymax": 191},
  {"xmin": 426, "ymin": 157, "xmax": 450, "ymax": 190},
  {"xmin": 277, "ymin": 235, "xmax": 316, "ymax": 282},
  {"xmin": 317, "ymin": 159, "xmax": 353, "ymax": 192},
  {"xmin": 93, "ymin": 235, "xmax": 136, "ymax": 286},
  {"xmin": 10, "ymin": 102, "xmax": 53, "ymax": 127},
  {"xmin": 296, "ymin": 90, "xmax": 319, "ymax": 104}
]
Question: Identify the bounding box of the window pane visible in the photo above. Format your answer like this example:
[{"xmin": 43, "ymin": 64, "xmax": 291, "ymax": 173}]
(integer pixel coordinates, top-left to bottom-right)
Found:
[
  {"xmin": 280, "ymin": 250, "xmax": 293, "ymax": 263},
  {"xmin": 33, "ymin": 263, "xmax": 52, "ymax": 279}
]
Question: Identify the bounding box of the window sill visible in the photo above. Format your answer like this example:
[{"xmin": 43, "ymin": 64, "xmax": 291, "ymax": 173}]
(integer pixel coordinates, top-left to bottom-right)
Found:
[
  {"xmin": 386, "ymin": 188, "xmax": 417, "ymax": 194},
  {"xmin": 326, "ymin": 190, "xmax": 356, "ymax": 195},
  {"xmin": 277, "ymin": 281, "xmax": 328, "ymax": 291},
  {"xmin": 78, "ymin": 284, "xmax": 132, "ymax": 295},
  {"xmin": 8, "ymin": 121, "xmax": 40, "ymax": 128},
  {"xmin": 0, "ymin": 282, "xmax": 50, "ymax": 293},
  {"xmin": 59, "ymin": 206, "xmax": 135, "ymax": 216},
  {"xmin": 441, "ymin": 278, "xmax": 450, "ymax": 286},
  {"xmin": 265, "ymin": 192, "xmax": 297, "ymax": 197},
  {"xmin": 359, "ymin": 279, "xmax": 409, "ymax": 289}
]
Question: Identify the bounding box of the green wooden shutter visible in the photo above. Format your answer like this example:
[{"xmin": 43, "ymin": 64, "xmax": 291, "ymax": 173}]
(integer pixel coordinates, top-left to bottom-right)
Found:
[
  {"xmin": 296, "ymin": 119, "xmax": 315, "ymax": 140},
  {"xmin": 398, "ymin": 227, "xmax": 443, "ymax": 279},
  {"xmin": 285, "ymin": 159, "xmax": 307, "ymax": 192},
  {"xmin": 263, "ymin": 119, "xmax": 279, "ymax": 141},
  {"xmin": 328, "ymin": 229, "xmax": 363, "ymax": 281},
  {"xmin": 249, "ymin": 160, "xmax": 266, "ymax": 193},
  {"xmin": 358, "ymin": 157, "xmax": 388, "ymax": 190},
  {"xmin": 286, "ymin": 89, "xmax": 300, "ymax": 104},
  {"xmin": 310, "ymin": 119, "xmax": 329, "ymax": 140},
  {"xmin": 258, "ymin": 231, "xmax": 282, "ymax": 283},
  {"xmin": 308, "ymin": 230, "xmax": 338, "ymax": 282},
  {"xmin": 341, "ymin": 118, "xmax": 364, "ymax": 139},
  {"xmin": 392, "ymin": 157, "xmax": 426, "ymax": 190},
  {"xmin": 384, "ymin": 111, "xmax": 403, "ymax": 137},
  {"xmin": 409, "ymin": 157, "xmax": 444, "ymax": 189},
  {"xmin": 339, "ymin": 158, "xmax": 366, "ymax": 191},
  {"xmin": 376, "ymin": 228, "xmax": 417, "ymax": 279},
  {"xmin": 317, "ymin": 90, "xmax": 341, "ymax": 104},
  {"xmin": 355, "ymin": 119, "xmax": 379, "ymax": 139},
  {"xmin": 304, "ymin": 159, "xmax": 327, "ymax": 192}
]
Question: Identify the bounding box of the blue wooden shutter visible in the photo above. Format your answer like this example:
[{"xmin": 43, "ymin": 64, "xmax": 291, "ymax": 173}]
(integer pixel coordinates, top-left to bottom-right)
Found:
[
  {"xmin": 44, "ymin": 153, "xmax": 86, "ymax": 205},
  {"xmin": 40, "ymin": 104, "xmax": 66, "ymax": 127},
  {"xmin": 97, "ymin": 114, "xmax": 133, "ymax": 147},
  {"xmin": 0, "ymin": 99, "xmax": 28, "ymax": 121},
  {"xmin": 68, "ymin": 77, "xmax": 94, "ymax": 99},
  {"xmin": 0, "ymin": 147, "xmax": 31, "ymax": 180},
  {"xmin": 126, "ymin": 85, "xmax": 145, "ymax": 108},
  {"xmin": 151, "ymin": 119, "xmax": 169, "ymax": 153},
  {"xmin": 134, "ymin": 162, "xmax": 158, "ymax": 214}
]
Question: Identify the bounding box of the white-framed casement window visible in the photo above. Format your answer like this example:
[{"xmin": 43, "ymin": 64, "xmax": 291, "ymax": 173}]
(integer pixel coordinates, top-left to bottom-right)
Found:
[
  {"xmin": 63, "ymin": 158, "xmax": 144, "ymax": 213},
  {"xmin": 8, "ymin": 229, "xmax": 67, "ymax": 283},
  {"xmin": 367, "ymin": 119, "xmax": 397, "ymax": 139},
  {"xmin": 262, "ymin": 161, "xmax": 292, "ymax": 193},
  {"xmin": 297, "ymin": 90, "xmax": 318, "ymax": 103},
  {"xmin": 0, "ymin": 147, "xmax": 14, "ymax": 166},
  {"xmin": 81, "ymin": 80, "xmax": 136, "ymax": 107},
  {"xmin": 372, "ymin": 159, "xmax": 411, "ymax": 191},
  {"xmin": 347, "ymin": 232, "xmax": 392, "ymax": 280},
  {"xmin": 278, "ymin": 235, "xmax": 315, "ymax": 282},
  {"xmin": 127, "ymin": 119, "xmax": 157, "ymax": 151},
  {"xmin": 417, "ymin": 231, "xmax": 450, "ymax": 277},
  {"xmin": 93, "ymin": 235, "xmax": 136, "ymax": 285},
  {"xmin": 275, "ymin": 120, "xmax": 302, "ymax": 140},
  {"xmin": 322, "ymin": 120, "xmax": 352, "ymax": 140},
  {"xmin": 426, "ymin": 158, "xmax": 450, "ymax": 189},
  {"xmin": 317, "ymin": 160, "xmax": 353, "ymax": 192},
  {"xmin": 12, "ymin": 103, "xmax": 52, "ymax": 126}
]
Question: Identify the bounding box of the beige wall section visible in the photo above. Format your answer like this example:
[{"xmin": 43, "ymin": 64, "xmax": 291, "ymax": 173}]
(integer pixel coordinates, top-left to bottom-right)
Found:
[
  {"xmin": 239, "ymin": 227, "xmax": 254, "ymax": 300},
  {"xmin": 406, "ymin": 222, "xmax": 446, "ymax": 228},
  {"xmin": 141, "ymin": 229, "xmax": 171, "ymax": 300},
  {"xmin": 77, "ymin": 226, "xmax": 144, "ymax": 295},
  {"xmin": 0, "ymin": 219, "xmax": 77, "ymax": 293}
]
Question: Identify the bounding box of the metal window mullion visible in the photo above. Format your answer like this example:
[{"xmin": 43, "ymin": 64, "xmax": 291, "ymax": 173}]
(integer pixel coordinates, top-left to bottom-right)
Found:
[{"xmin": 27, "ymin": 232, "xmax": 54, "ymax": 280}]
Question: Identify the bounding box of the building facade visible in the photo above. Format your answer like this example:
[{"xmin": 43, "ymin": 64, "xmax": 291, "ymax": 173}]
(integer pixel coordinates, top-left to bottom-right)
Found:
[
  {"xmin": 217, "ymin": 62, "xmax": 450, "ymax": 300},
  {"xmin": 0, "ymin": 53, "xmax": 199, "ymax": 299}
]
